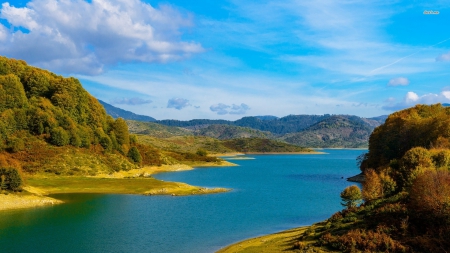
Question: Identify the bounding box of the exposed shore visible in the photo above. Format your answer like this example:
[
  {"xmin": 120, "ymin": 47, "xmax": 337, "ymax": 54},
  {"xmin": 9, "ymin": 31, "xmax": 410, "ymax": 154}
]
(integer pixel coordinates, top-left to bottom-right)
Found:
[
  {"xmin": 216, "ymin": 226, "xmax": 313, "ymax": 253},
  {"xmin": 1, "ymin": 161, "xmax": 236, "ymax": 212},
  {"xmin": 0, "ymin": 193, "xmax": 63, "ymax": 211}
]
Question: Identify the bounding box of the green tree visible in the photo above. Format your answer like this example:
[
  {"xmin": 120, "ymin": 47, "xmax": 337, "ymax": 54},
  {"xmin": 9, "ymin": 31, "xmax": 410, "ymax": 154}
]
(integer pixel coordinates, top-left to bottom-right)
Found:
[
  {"xmin": 127, "ymin": 146, "xmax": 142, "ymax": 164},
  {"xmin": 113, "ymin": 118, "xmax": 130, "ymax": 146},
  {"xmin": 50, "ymin": 127, "xmax": 70, "ymax": 146},
  {"xmin": 196, "ymin": 149, "xmax": 207, "ymax": 157},
  {"xmin": 0, "ymin": 167, "xmax": 22, "ymax": 191},
  {"xmin": 340, "ymin": 185, "xmax": 362, "ymax": 209},
  {"xmin": 100, "ymin": 136, "xmax": 112, "ymax": 152},
  {"xmin": 398, "ymin": 147, "xmax": 433, "ymax": 189}
]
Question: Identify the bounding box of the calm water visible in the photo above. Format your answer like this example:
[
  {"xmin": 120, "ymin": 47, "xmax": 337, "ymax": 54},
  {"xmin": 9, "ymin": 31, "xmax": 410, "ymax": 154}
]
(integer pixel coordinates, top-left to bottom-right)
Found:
[{"xmin": 0, "ymin": 149, "xmax": 364, "ymax": 253}]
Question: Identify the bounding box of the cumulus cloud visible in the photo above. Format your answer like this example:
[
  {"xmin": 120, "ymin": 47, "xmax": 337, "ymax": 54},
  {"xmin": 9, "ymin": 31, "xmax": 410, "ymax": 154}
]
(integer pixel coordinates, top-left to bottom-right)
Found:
[
  {"xmin": 167, "ymin": 98, "xmax": 191, "ymax": 110},
  {"xmin": 210, "ymin": 103, "xmax": 250, "ymax": 115},
  {"xmin": 110, "ymin": 97, "xmax": 152, "ymax": 105},
  {"xmin": 0, "ymin": 0, "xmax": 203, "ymax": 75},
  {"xmin": 382, "ymin": 91, "xmax": 450, "ymax": 111},
  {"xmin": 388, "ymin": 77, "xmax": 409, "ymax": 86},
  {"xmin": 436, "ymin": 52, "xmax": 450, "ymax": 62}
]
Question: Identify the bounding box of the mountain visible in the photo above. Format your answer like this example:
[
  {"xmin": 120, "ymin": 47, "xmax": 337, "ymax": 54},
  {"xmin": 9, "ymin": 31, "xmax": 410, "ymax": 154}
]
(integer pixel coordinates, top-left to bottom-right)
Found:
[
  {"xmin": 99, "ymin": 100, "xmax": 156, "ymax": 122},
  {"xmin": 156, "ymin": 114, "xmax": 386, "ymax": 148},
  {"xmin": 281, "ymin": 115, "xmax": 375, "ymax": 148},
  {"xmin": 193, "ymin": 124, "xmax": 273, "ymax": 139}
]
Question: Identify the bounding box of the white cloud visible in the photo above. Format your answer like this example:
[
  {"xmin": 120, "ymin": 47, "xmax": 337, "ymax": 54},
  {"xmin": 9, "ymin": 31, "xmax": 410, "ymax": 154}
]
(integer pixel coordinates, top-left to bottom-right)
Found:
[
  {"xmin": 210, "ymin": 103, "xmax": 250, "ymax": 115},
  {"xmin": 0, "ymin": 0, "xmax": 203, "ymax": 75},
  {"xmin": 383, "ymin": 91, "xmax": 450, "ymax": 111},
  {"xmin": 167, "ymin": 98, "xmax": 191, "ymax": 110},
  {"xmin": 436, "ymin": 52, "xmax": 450, "ymax": 62},
  {"xmin": 0, "ymin": 24, "xmax": 7, "ymax": 41},
  {"xmin": 388, "ymin": 77, "xmax": 409, "ymax": 86}
]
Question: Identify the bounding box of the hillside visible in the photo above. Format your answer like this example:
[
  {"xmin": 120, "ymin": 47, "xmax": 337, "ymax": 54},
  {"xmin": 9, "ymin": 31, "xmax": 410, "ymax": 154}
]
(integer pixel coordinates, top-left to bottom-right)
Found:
[
  {"xmin": 98, "ymin": 99, "xmax": 386, "ymax": 148},
  {"xmin": 99, "ymin": 100, "xmax": 156, "ymax": 122},
  {"xmin": 0, "ymin": 56, "xmax": 237, "ymax": 203},
  {"xmin": 222, "ymin": 138, "xmax": 313, "ymax": 153},
  {"xmin": 223, "ymin": 104, "xmax": 450, "ymax": 252},
  {"xmin": 193, "ymin": 124, "xmax": 273, "ymax": 139},
  {"xmin": 281, "ymin": 115, "xmax": 374, "ymax": 148}
]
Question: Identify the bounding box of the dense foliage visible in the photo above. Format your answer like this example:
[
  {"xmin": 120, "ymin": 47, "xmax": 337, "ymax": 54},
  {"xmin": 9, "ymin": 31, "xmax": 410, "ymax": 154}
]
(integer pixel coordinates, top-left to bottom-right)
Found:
[
  {"xmin": 289, "ymin": 104, "xmax": 450, "ymax": 252},
  {"xmin": 0, "ymin": 56, "xmax": 151, "ymax": 174}
]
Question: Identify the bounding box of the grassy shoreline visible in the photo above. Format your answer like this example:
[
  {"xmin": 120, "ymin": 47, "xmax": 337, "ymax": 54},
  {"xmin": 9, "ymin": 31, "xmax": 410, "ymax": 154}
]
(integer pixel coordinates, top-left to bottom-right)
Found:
[
  {"xmin": 216, "ymin": 226, "xmax": 314, "ymax": 253},
  {"xmin": 1, "ymin": 161, "xmax": 237, "ymax": 212}
]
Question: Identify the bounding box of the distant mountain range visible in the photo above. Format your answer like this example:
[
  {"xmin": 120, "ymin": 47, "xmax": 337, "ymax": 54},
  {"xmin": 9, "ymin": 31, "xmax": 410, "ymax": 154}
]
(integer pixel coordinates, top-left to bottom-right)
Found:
[
  {"xmin": 100, "ymin": 100, "xmax": 388, "ymax": 148},
  {"xmin": 98, "ymin": 100, "xmax": 157, "ymax": 122}
]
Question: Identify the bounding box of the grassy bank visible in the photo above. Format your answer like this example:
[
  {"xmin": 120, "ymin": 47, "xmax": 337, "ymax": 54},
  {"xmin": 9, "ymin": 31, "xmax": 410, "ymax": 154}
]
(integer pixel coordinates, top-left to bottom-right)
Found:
[
  {"xmin": 26, "ymin": 176, "xmax": 229, "ymax": 196},
  {"xmin": 217, "ymin": 226, "xmax": 322, "ymax": 253}
]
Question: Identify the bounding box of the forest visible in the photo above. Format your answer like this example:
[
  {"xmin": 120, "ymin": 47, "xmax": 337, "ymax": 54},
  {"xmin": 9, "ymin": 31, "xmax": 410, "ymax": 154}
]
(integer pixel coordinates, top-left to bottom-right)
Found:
[{"xmin": 288, "ymin": 104, "xmax": 450, "ymax": 252}]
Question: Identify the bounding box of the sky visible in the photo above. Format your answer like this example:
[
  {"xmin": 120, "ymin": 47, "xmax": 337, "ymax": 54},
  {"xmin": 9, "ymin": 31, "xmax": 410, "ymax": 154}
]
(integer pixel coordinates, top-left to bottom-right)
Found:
[{"xmin": 1, "ymin": 0, "xmax": 450, "ymax": 120}]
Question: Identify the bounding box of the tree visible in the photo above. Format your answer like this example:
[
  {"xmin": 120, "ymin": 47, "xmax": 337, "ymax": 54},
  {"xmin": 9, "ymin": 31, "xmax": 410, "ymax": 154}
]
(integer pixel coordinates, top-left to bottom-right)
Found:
[
  {"xmin": 362, "ymin": 169, "xmax": 382, "ymax": 201},
  {"xmin": 0, "ymin": 167, "xmax": 22, "ymax": 191},
  {"xmin": 340, "ymin": 185, "xmax": 362, "ymax": 209},
  {"xmin": 50, "ymin": 127, "xmax": 70, "ymax": 146},
  {"xmin": 398, "ymin": 147, "xmax": 433, "ymax": 189},
  {"xmin": 409, "ymin": 169, "xmax": 450, "ymax": 221},
  {"xmin": 127, "ymin": 146, "xmax": 142, "ymax": 164},
  {"xmin": 196, "ymin": 149, "xmax": 207, "ymax": 157}
]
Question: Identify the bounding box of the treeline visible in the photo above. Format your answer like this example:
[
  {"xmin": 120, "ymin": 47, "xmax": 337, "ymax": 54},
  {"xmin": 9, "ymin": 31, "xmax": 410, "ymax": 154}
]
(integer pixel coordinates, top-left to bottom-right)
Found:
[{"xmin": 298, "ymin": 104, "xmax": 450, "ymax": 252}]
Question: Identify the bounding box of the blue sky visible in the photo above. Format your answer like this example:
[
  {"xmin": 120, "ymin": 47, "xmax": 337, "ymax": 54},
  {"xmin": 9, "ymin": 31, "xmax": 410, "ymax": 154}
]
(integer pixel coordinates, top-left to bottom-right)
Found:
[{"xmin": 1, "ymin": 0, "xmax": 450, "ymax": 120}]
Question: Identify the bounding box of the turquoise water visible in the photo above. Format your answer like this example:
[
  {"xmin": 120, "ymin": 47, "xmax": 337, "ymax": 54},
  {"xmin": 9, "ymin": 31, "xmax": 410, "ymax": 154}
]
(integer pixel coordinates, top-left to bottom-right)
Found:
[{"xmin": 0, "ymin": 149, "xmax": 364, "ymax": 253}]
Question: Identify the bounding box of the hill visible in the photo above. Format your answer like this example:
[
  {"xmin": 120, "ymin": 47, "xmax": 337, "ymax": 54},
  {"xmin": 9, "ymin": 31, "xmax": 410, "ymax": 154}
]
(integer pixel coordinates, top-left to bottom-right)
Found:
[
  {"xmin": 281, "ymin": 115, "xmax": 375, "ymax": 148},
  {"xmin": 222, "ymin": 104, "xmax": 450, "ymax": 252},
  {"xmin": 97, "ymin": 99, "xmax": 386, "ymax": 148},
  {"xmin": 222, "ymin": 138, "xmax": 313, "ymax": 153},
  {"xmin": 99, "ymin": 100, "xmax": 156, "ymax": 122}
]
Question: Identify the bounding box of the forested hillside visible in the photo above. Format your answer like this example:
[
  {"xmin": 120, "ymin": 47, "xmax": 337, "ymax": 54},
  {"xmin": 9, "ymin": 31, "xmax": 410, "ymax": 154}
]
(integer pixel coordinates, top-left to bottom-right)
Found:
[
  {"xmin": 0, "ymin": 57, "xmax": 225, "ymax": 187},
  {"xmin": 280, "ymin": 104, "xmax": 450, "ymax": 252}
]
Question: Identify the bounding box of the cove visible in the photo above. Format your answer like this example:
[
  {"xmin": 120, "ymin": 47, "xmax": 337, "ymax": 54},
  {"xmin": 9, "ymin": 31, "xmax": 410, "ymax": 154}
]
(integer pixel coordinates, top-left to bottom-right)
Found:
[{"xmin": 0, "ymin": 149, "xmax": 364, "ymax": 253}]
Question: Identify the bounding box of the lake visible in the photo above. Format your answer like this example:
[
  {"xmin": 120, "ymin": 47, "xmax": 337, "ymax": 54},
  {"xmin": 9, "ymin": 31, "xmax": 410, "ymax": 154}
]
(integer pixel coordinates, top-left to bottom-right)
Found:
[{"xmin": 0, "ymin": 149, "xmax": 364, "ymax": 253}]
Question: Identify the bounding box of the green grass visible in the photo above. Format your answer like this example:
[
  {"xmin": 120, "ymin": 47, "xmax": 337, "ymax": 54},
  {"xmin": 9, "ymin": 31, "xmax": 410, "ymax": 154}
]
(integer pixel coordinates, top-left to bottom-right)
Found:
[{"xmin": 27, "ymin": 176, "xmax": 229, "ymax": 196}]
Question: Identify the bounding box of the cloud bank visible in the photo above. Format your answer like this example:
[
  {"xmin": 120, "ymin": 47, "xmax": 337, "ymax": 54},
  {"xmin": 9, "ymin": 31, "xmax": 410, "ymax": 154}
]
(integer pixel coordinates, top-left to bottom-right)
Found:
[
  {"xmin": 383, "ymin": 91, "xmax": 450, "ymax": 111},
  {"xmin": 0, "ymin": 0, "xmax": 203, "ymax": 75},
  {"xmin": 110, "ymin": 97, "xmax": 152, "ymax": 105},
  {"xmin": 210, "ymin": 103, "xmax": 250, "ymax": 115},
  {"xmin": 167, "ymin": 98, "xmax": 191, "ymax": 110}
]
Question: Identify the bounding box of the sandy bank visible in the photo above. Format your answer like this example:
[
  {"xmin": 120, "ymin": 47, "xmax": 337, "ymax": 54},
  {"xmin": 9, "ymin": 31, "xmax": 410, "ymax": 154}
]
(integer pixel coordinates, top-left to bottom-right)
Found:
[
  {"xmin": 0, "ymin": 194, "xmax": 63, "ymax": 211},
  {"xmin": 217, "ymin": 226, "xmax": 312, "ymax": 253}
]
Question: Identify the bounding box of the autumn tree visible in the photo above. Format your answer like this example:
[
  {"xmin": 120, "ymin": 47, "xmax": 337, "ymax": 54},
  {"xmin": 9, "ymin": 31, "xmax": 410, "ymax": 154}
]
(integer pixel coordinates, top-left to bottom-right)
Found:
[
  {"xmin": 410, "ymin": 169, "xmax": 450, "ymax": 214},
  {"xmin": 362, "ymin": 169, "xmax": 382, "ymax": 201},
  {"xmin": 398, "ymin": 147, "xmax": 434, "ymax": 189},
  {"xmin": 341, "ymin": 185, "xmax": 362, "ymax": 209}
]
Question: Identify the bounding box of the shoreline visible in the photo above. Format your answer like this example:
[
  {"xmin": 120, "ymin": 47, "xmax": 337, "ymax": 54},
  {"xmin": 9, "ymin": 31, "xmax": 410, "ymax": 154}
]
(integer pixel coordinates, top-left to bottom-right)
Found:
[
  {"xmin": 216, "ymin": 225, "xmax": 314, "ymax": 253},
  {"xmin": 1, "ymin": 161, "xmax": 237, "ymax": 212}
]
